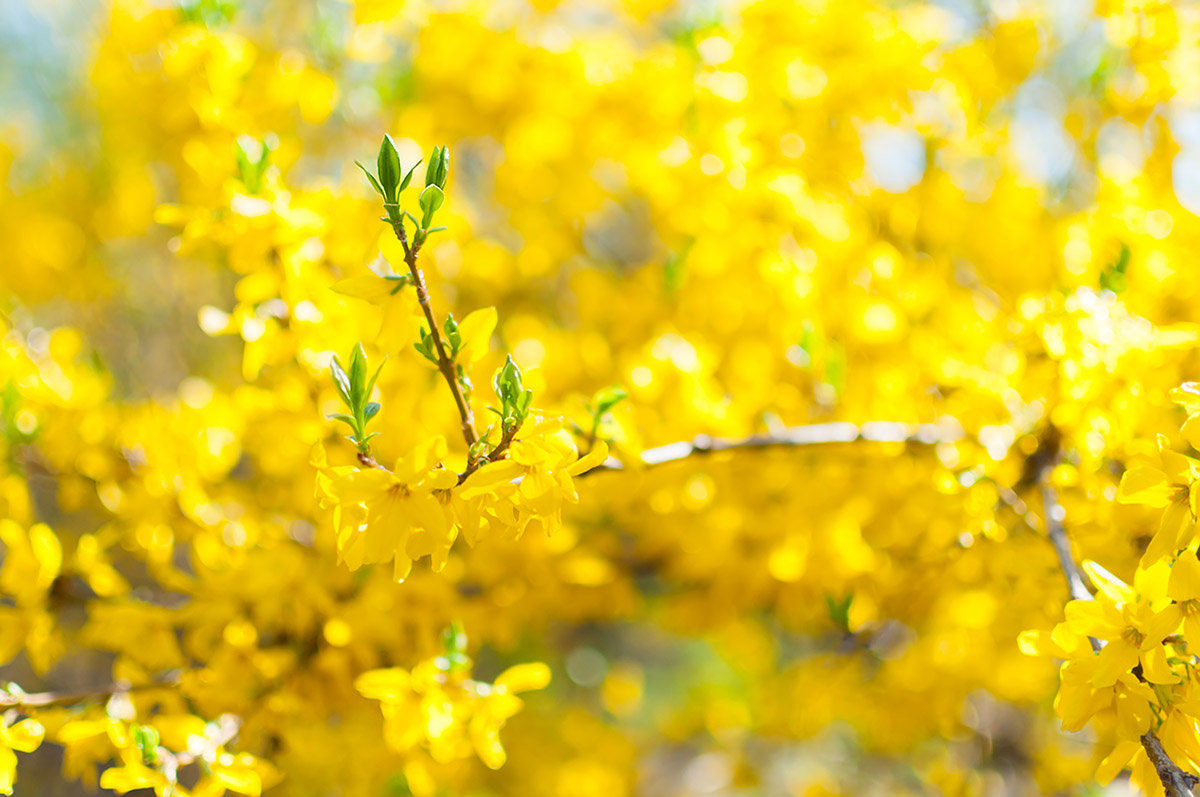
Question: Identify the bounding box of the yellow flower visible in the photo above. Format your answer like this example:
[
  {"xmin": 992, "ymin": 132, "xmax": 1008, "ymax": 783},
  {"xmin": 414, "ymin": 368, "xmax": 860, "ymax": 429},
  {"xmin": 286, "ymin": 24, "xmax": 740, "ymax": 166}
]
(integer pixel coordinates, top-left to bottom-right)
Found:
[
  {"xmin": 1168, "ymin": 550, "xmax": 1200, "ymax": 647},
  {"xmin": 451, "ymin": 459, "xmax": 523, "ymax": 546},
  {"xmin": 1061, "ymin": 562, "xmax": 1180, "ymax": 687},
  {"xmin": 1118, "ymin": 435, "xmax": 1200, "ymax": 564},
  {"xmin": 98, "ymin": 757, "xmax": 174, "ymax": 796},
  {"xmin": 356, "ymin": 654, "xmax": 550, "ymax": 776},
  {"xmin": 507, "ymin": 418, "xmax": 609, "ymax": 536},
  {"xmin": 0, "ymin": 718, "xmax": 43, "ymax": 796},
  {"xmin": 321, "ymin": 437, "xmax": 458, "ymax": 580},
  {"xmin": 331, "ymin": 262, "xmax": 423, "ymax": 354}
]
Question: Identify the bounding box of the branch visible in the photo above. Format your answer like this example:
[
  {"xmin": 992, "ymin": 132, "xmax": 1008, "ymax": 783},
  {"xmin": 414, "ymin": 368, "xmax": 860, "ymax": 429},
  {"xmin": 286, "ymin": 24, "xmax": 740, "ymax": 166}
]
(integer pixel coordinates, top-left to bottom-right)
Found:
[
  {"xmin": 458, "ymin": 422, "xmax": 520, "ymax": 485},
  {"xmin": 391, "ymin": 218, "xmax": 478, "ymax": 449},
  {"xmin": 0, "ymin": 674, "xmax": 180, "ymax": 711},
  {"xmin": 583, "ymin": 420, "xmax": 965, "ymax": 474},
  {"xmin": 1143, "ymin": 731, "xmax": 1198, "ymax": 797},
  {"xmin": 1037, "ymin": 471, "xmax": 1095, "ymax": 607}
]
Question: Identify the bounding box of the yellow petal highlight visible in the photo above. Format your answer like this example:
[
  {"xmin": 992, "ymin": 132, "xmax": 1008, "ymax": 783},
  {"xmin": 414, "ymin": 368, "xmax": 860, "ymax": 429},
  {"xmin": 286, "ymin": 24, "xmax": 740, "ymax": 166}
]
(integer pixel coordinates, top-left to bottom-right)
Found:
[
  {"xmin": 495, "ymin": 661, "xmax": 552, "ymax": 693},
  {"xmin": 456, "ymin": 307, "xmax": 498, "ymax": 365}
]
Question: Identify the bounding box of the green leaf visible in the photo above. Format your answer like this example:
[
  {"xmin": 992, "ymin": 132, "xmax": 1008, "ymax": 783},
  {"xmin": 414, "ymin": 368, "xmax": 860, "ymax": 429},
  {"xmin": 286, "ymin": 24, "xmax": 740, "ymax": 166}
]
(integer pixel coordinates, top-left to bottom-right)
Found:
[
  {"xmin": 363, "ymin": 402, "xmax": 381, "ymax": 421},
  {"xmin": 442, "ymin": 622, "xmax": 467, "ymax": 655},
  {"xmin": 592, "ymin": 385, "xmax": 628, "ymax": 416},
  {"xmin": 413, "ymin": 333, "xmax": 438, "ymax": 364},
  {"xmin": 378, "ymin": 135, "xmax": 402, "ymax": 202},
  {"xmin": 443, "ymin": 314, "xmax": 461, "ymax": 355},
  {"xmin": 330, "ymin": 357, "xmax": 352, "ymax": 405},
  {"xmin": 355, "ymin": 161, "xmax": 385, "ymax": 198},
  {"xmin": 1100, "ymin": 241, "xmax": 1131, "ymax": 294},
  {"xmin": 494, "ymin": 355, "xmax": 521, "ymax": 399},
  {"xmin": 132, "ymin": 725, "xmax": 160, "ymax": 767},
  {"xmin": 425, "ymin": 145, "xmax": 449, "ymax": 189},
  {"xmin": 825, "ymin": 592, "xmax": 853, "ymax": 632},
  {"xmin": 663, "ymin": 238, "xmax": 694, "ymax": 294},
  {"xmin": 348, "ymin": 343, "xmax": 368, "ymax": 405},
  {"xmin": 235, "ymin": 135, "xmax": 272, "ymax": 194},
  {"xmin": 364, "ymin": 359, "xmax": 387, "ymax": 403},
  {"xmin": 399, "ymin": 159, "xmax": 422, "ymax": 193},
  {"xmin": 418, "ymin": 185, "xmax": 444, "ymax": 228}
]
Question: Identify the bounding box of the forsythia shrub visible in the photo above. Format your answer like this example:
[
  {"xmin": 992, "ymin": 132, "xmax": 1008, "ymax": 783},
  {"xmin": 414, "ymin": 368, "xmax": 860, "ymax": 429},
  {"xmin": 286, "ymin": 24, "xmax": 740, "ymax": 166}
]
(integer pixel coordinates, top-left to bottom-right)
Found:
[{"xmin": 6, "ymin": 0, "xmax": 1200, "ymax": 795}]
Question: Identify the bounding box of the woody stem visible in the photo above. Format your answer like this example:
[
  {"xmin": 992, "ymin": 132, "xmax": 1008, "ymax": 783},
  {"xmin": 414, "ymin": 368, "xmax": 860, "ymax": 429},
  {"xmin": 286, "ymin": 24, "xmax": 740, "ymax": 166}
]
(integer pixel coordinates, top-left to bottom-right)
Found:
[{"xmin": 390, "ymin": 217, "xmax": 478, "ymax": 449}]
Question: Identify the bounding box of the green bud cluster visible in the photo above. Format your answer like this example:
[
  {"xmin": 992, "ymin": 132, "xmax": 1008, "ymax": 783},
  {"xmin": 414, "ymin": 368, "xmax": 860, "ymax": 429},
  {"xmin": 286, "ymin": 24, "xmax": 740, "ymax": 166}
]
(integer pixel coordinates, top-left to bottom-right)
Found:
[
  {"xmin": 356, "ymin": 135, "xmax": 420, "ymax": 220},
  {"xmin": 356, "ymin": 138, "xmax": 451, "ymax": 244},
  {"xmin": 492, "ymin": 356, "xmax": 533, "ymax": 430}
]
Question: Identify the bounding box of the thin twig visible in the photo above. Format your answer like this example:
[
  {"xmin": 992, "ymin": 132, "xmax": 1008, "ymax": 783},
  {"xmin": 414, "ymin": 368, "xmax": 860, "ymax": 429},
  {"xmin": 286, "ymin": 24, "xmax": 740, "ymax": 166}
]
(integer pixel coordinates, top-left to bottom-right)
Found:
[
  {"xmin": 457, "ymin": 422, "xmax": 520, "ymax": 485},
  {"xmin": 1037, "ymin": 470, "xmax": 1095, "ymax": 607},
  {"xmin": 581, "ymin": 420, "xmax": 964, "ymax": 475},
  {"xmin": 0, "ymin": 675, "xmax": 180, "ymax": 710}
]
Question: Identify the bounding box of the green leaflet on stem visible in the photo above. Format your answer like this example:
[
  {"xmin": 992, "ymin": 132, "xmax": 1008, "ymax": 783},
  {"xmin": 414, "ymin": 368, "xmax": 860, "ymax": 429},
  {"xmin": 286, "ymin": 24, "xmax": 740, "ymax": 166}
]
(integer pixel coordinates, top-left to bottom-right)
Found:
[{"xmin": 329, "ymin": 343, "xmax": 386, "ymax": 456}]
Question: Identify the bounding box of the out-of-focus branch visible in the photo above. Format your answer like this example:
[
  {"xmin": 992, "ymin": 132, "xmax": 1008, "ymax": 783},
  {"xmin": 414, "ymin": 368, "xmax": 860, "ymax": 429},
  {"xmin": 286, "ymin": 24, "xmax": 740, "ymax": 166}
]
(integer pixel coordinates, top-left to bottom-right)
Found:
[
  {"xmin": 580, "ymin": 415, "xmax": 1200, "ymax": 796},
  {"xmin": 584, "ymin": 420, "xmax": 965, "ymax": 475},
  {"xmin": 1037, "ymin": 473, "xmax": 1095, "ymax": 607},
  {"xmin": 0, "ymin": 675, "xmax": 179, "ymax": 711}
]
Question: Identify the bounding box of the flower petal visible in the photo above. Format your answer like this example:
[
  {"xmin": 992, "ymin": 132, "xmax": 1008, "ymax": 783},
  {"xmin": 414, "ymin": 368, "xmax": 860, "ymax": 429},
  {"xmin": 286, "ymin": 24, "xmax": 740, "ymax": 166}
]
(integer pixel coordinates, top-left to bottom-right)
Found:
[
  {"xmin": 456, "ymin": 307, "xmax": 497, "ymax": 366},
  {"xmin": 495, "ymin": 662, "xmax": 551, "ymax": 693},
  {"xmin": 1117, "ymin": 466, "xmax": 1172, "ymax": 507}
]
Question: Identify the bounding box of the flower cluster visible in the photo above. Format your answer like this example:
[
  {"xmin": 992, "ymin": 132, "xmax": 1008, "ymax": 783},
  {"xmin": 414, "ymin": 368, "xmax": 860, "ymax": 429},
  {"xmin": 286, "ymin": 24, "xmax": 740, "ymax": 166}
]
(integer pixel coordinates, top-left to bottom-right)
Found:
[{"xmin": 355, "ymin": 628, "xmax": 550, "ymax": 795}]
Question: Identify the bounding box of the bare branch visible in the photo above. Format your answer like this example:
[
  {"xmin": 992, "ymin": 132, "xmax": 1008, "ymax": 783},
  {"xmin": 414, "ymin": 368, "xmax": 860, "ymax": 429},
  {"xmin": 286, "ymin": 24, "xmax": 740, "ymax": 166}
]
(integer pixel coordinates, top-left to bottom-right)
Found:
[
  {"xmin": 1038, "ymin": 477, "xmax": 1094, "ymax": 607},
  {"xmin": 579, "ymin": 416, "xmax": 1200, "ymax": 796},
  {"xmin": 583, "ymin": 420, "xmax": 964, "ymax": 475},
  {"xmin": 0, "ymin": 675, "xmax": 180, "ymax": 711}
]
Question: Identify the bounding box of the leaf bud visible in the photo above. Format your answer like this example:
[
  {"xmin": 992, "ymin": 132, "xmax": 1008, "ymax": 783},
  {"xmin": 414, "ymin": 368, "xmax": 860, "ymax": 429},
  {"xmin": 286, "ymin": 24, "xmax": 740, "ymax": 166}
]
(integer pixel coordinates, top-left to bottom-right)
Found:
[
  {"xmin": 425, "ymin": 145, "xmax": 449, "ymax": 190},
  {"xmin": 377, "ymin": 134, "xmax": 403, "ymax": 203}
]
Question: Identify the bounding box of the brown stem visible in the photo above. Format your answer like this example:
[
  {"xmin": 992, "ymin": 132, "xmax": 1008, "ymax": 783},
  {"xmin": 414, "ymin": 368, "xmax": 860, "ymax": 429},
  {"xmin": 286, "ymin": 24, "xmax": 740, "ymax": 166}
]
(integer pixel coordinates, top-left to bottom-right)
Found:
[
  {"xmin": 1142, "ymin": 731, "xmax": 1198, "ymax": 797},
  {"xmin": 390, "ymin": 217, "xmax": 478, "ymax": 449},
  {"xmin": 0, "ymin": 675, "xmax": 180, "ymax": 710}
]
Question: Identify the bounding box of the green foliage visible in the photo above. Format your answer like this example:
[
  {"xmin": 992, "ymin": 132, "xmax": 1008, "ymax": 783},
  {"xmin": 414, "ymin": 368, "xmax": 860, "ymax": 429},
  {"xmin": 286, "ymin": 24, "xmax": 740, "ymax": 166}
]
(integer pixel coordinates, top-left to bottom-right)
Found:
[
  {"xmin": 234, "ymin": 134, "xmax": 274, "ymax": 194},
  {"xmin": 492, "ymin": 356, "xmax": 532, "ymax": 430},
  {"xmin": 329, "ymin": 343, "xmax": 385, "ymax": 456}
]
